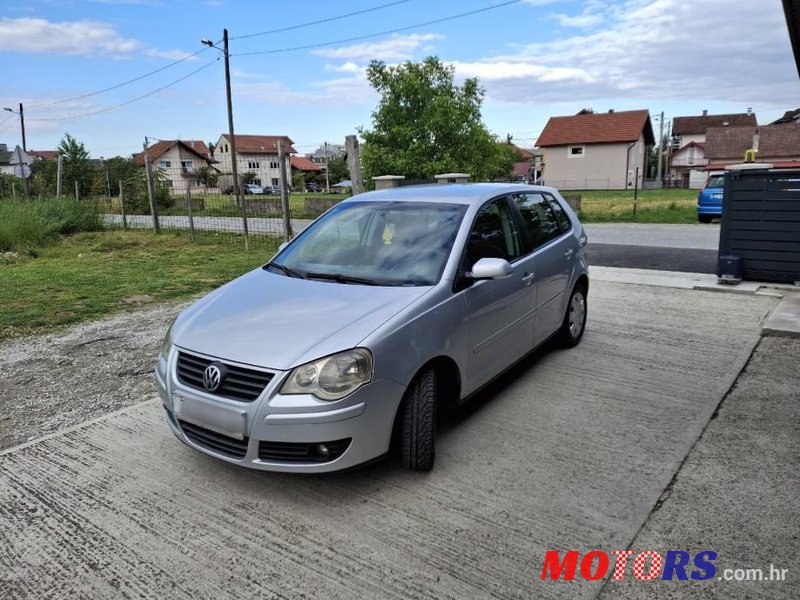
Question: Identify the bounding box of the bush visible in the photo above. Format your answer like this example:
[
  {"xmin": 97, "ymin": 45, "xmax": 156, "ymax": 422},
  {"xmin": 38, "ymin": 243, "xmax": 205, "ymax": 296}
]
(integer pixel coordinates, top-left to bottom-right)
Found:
[{"xmin": 0, "ymin": 197, "xmax": 103, "ymax": 253}]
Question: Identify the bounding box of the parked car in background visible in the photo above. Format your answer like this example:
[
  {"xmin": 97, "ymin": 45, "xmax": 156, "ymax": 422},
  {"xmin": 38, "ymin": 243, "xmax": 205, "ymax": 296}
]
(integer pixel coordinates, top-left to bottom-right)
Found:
[
  {"xmin": 155, "ymin": 183, "xmax": 589, "ymax": 473},
  {"xmin": 243, "ymin": 183, "xmax": 264, "ymax": 195},
  {"xmin": 697, "ymin": 171, "xmax": 725, "ymax": 223},
  {"xmin": 306, "ymin": 182, "xmax": 320, "ymax": 193}
]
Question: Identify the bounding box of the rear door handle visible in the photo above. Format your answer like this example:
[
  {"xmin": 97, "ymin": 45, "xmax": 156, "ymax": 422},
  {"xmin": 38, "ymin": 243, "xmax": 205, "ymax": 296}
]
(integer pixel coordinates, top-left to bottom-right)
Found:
[
  {"xmin": 564, "ymin": 249, "xmax": 574, "ymax": 260},
  {"xmin": 522, "ymin": 272, "xmax": 535, "ymax": 286}
]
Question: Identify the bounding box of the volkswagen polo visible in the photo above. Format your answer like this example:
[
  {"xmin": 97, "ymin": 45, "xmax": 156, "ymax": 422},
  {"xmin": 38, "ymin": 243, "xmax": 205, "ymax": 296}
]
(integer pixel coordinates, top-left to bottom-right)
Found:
[{"xmin": 155, "ymin": 183, "xmax": 589, "ymax": 472}]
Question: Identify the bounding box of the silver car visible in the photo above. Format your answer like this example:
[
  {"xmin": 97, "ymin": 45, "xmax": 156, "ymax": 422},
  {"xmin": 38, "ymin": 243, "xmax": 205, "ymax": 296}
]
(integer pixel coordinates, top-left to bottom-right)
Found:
[{"xmin": 155, "ymin": 183, "xmax": 588, "ymax": 472}]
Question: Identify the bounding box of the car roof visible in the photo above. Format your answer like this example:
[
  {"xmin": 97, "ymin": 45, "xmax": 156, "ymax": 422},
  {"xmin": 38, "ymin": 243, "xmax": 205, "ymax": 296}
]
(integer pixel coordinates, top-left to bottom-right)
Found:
[{"xmin": 344, "ymin": 183, "xmax": 561, "ymax": 206}]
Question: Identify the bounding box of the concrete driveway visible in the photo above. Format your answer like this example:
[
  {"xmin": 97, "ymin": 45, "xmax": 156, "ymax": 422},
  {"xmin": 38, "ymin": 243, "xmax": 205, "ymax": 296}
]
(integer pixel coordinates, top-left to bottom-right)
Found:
[{"xmin": 0, "ymin": 281, "xmax": 777, "ymax": 599}]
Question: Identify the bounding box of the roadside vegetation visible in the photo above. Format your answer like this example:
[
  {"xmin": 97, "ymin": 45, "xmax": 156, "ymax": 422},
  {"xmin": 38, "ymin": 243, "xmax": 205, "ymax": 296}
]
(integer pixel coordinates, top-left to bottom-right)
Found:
[
  {"xmin": 576, "ymin": 188, "xmax": 698, "ymax": 223},
  {"xmin": 0, "ymin": 196, "xmax": 103, "ymax": 253},
  {"xmin": 0, "ymin": 230, "xmax": 275, "ymax": 339}
]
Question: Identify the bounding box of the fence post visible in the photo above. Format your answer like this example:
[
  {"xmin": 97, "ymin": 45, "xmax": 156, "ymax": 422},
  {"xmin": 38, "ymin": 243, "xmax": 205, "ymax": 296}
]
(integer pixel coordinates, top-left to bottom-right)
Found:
[
  {"xmin": 187, "ymin": 187, "xmax": 196, "ymax": 240},
  {"xmin": 277, "ymin": 139, "xmax": 293, "ymax": 242},
  {"xmin": 118, "ymin": 180, "xmax": 128, "ymax": 230},
  {"xmin": 633, "ymin": 167, "xmax": 639, "ymax": 215},
  {"xmin": 345, "ymin": 135, "xmax": 364, "ymax": 195},
  {"xmin": 74, "ymin": 181, "xmax": 79, "ymax": 201},
  {"xmin": 56, "ymin": 155, "xmax": 63, "ymax": 197}
]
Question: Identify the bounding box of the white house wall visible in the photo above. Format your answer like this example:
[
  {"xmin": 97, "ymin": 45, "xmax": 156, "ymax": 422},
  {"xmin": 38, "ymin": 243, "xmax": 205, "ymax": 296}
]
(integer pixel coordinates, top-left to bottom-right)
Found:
[
  {"xmin": 214, "ymin": 135, "xmax": 293, "ymax": 190},
  {"xmin": 542, "ymin": 136, "xmax": 647, "ymax": 190}
]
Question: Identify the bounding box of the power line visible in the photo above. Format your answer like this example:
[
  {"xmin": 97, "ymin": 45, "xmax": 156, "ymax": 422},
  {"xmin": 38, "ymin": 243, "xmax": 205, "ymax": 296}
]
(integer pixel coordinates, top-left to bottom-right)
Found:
[
  {"xmin": 234, "ymin": 0, "xmax": 522, "ymax": 57},
  {"xmin": 28, "ymin": 58, "xmax": 219, "ymax": 122},
  {"xmin": 26, "ymin": 47, "xmax": 211, "ymax": 109},
  {"xmin": 233, "ymin": 0, "xmax": 413, "ymax": 40}
]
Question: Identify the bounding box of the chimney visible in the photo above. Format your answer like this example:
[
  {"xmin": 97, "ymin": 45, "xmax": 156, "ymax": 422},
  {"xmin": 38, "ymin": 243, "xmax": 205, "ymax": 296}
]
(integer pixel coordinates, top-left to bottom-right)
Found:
[
  {"xmin": 702, "ymin": 109, "xmax": 708, "ymax": 117},
  {"xmin": 752, "ymin": 129, "xmax": 760, "ymax": 154},
  {"xmin": 608, "ymin": 109, "xmax": 615, "ymax": 113},
  {"xmin": 747, "ymin": 107, "xmax": 752, "ymax": 115}
]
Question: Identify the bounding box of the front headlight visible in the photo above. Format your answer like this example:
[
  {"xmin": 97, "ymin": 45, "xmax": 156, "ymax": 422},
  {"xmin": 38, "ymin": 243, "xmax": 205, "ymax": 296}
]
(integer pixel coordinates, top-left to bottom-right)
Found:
[
  {"xmin": 282, "ymin": 348, "xmax": 373, "ymax": 401},
  {"xmin": 156, "ymin": 323, "xmax": 174, "ymax": 379}
]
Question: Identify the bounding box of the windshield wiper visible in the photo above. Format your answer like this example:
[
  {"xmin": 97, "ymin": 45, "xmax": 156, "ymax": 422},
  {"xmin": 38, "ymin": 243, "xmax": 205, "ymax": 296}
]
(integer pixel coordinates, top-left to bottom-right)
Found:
[
  {"xmin": 304, "ymin": 272, "xmax": 383, "ymax": 286},
  {"xmin": 265, "ymin": 262, "xmax": 306, "ymax": 279}
]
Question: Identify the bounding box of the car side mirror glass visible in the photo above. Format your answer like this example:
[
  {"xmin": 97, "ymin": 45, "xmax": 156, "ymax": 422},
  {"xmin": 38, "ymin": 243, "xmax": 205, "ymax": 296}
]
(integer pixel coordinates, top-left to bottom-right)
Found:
[{"xmin": 470, "ymin": 257, "xmax": 513, "ymax": 280}]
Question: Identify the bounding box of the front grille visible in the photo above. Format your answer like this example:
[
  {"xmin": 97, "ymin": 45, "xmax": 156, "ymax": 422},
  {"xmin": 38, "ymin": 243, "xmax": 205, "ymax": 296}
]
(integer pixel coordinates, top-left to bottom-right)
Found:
[
  {"xmin": 179, "ymin": 420, "xmax": 249, "ymax": 459},
  {"xmin": 258, "ymin": 438, "xmax": 351, "ymax": 463},
  {"xmin": 176, "ymin": 351, "xmax": 273, "ymax": 402}
]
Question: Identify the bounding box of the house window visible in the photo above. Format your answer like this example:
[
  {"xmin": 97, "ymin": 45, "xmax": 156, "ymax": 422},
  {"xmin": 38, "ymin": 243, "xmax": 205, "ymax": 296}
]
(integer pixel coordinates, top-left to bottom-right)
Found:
[
  {"xmin": 158, "ymin": 160, "xmax": 171, "ymax": 168},
  {"xmin": 254, "ymin": 178, "xmax": 262, "ymax": 186},
  {"xmin": 271, "ymin": 177, "xmax": 279, "ymax": 186},
  {"xmin": 269, "ymin": 161, "xmax": 279, "ymax": 169},
  {"xmin": 248, "ymin": 161, "xmax": 260, "ymax": 169},
  {"xmin": 568, "ymin": 146, "xmax": 585, "ymax": 158}
]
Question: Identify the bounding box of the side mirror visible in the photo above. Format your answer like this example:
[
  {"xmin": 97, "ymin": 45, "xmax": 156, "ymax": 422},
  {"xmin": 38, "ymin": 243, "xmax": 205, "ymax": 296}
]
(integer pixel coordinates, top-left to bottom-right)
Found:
[{"xmin": 470, "ymin": 257, "xmax": 513, "ymax": 280}]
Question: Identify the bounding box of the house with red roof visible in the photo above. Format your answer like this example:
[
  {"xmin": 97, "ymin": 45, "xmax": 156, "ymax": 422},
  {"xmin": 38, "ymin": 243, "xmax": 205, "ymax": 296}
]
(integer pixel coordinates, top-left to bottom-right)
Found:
[
  {"xmin": 704, "ymin": 121, "xmax": 800, "ymax": 170},
  {"xmin": 132, "ymin": 140, "xmax": 217, "ymax": 195},
  {"xmin": 535, "ymin": 109, "xmax": 654, "ymax": 190},
  {"xmin": 669, "ymin": 110, "xmax": 757, "ymax": 187},
  {"xmin": 213, "ymin": 134, "xmax": 295, "ymax": 191}
]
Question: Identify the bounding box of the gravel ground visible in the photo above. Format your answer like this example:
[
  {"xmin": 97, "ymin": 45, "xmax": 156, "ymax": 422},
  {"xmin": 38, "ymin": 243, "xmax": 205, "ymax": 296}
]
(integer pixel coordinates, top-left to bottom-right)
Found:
[{"xmin": 0, "ymin": 302, "xmax": 186, "ymax": 451}]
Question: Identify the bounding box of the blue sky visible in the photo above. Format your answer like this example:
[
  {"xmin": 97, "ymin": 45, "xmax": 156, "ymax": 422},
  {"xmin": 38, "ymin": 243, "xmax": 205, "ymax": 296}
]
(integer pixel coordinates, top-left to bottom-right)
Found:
[{"xmin": 1, "ymin": 0, "xmax": 799, "ymax": 158}]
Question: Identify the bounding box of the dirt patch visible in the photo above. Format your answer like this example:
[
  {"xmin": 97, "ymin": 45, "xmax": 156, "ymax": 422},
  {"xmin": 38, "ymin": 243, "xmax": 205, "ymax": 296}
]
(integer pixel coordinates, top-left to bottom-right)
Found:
[{"xmin": 0, "ymin": 301, "xmax": 186, "ymax": 451}]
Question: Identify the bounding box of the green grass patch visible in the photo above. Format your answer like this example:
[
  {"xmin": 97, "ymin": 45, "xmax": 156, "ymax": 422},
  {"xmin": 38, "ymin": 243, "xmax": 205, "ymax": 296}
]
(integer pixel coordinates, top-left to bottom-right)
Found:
[
  {"xmin": 575, "ymin": 189, "xmax": 699, "ymax": 224},
  {"xmin": 0, "ymin": 229, "xmax": 277, "ymax": 339},
  {"xmin": 0, "ymin": 197, "xmax": 103, "ymax": 253}
]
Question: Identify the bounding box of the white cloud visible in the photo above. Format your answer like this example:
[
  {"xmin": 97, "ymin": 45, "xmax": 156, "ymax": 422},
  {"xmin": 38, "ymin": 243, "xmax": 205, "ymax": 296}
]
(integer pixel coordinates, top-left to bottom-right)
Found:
[
  {"xmin": 324, "ymin": 62, "xmax": 363, "ymax": 74},
  {"xmin": 235, "ymin": 70, "xmax": 375, "ymax": 106},
  {"xmin": 0, "ymin": 17, "xmax": 188, "ymax": 60},
  {"xmin": 455, "ymin": 0, "xmax": 800, "ymax": 106},
  {"xmin": 551, "ymin": 11, "xmax": 605, "ymax": 27},
  {"xmin": 311, "ymin": 33, "xmax": 443, "ymax": 62}
]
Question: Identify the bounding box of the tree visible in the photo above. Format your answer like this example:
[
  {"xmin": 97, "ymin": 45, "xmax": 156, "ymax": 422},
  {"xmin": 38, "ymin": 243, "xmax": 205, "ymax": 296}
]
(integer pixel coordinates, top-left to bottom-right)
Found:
[
  {"xmin": 360, "ymin": 57, "xmax": 513, "ymax": 182},
  {"xmin": 326, "ymin": 155, "xmax": 349, "ymax": 185},
  {"xmin": 58, "ymin": 133, "xmax": 94, "ymax": 197},
  {"xmin": 197, "ymin": 166, "xmax": 219, "ymax": 189}
]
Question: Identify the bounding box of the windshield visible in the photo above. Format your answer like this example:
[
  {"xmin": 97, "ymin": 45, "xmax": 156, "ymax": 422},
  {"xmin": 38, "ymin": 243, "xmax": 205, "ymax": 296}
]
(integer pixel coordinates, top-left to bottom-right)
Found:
[
  {"xmin": 268, "ymin": 201, "xmax": 468, "ymax": 286},
  {"xmin": 706, "ymin": 175, "xmax": 725, "ymax": 188}
]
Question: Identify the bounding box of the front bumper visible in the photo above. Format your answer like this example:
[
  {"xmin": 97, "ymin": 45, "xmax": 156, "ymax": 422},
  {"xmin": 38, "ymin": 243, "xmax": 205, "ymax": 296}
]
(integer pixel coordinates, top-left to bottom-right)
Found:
[{"xmin": 155, "ymin": 349, "xmax": 405, "ymax": 473}]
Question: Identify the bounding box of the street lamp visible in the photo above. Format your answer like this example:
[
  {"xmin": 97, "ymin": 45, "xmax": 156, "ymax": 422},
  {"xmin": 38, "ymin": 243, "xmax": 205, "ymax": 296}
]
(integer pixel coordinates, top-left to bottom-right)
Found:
[{"xmin": 201, "ymin": 31, "xmax": 245, "ymax": 241}]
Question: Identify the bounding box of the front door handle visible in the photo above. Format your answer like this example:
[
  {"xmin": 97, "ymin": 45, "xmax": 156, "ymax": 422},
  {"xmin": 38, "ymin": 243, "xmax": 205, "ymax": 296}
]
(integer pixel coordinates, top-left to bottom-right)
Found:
[
  {"xmin": 522, "ymin": 272, "xmax": 535, "ymax": 286},
  {"xmin": 564, "ymin": 249, "xmax": 574, "ymax": 260}
]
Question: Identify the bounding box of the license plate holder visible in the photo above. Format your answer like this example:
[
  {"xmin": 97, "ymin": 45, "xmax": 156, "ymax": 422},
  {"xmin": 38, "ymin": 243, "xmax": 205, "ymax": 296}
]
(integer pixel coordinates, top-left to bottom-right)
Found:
[{"xmin": 172, "ymin": 393, "xmax": 246, "ymax": 440}]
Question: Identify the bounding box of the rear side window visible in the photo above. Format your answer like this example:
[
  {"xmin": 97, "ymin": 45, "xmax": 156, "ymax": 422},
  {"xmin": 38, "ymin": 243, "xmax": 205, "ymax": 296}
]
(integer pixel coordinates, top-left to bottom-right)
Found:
[
  {"xmin": 706, "ymin": 175, "xmax": 725, "ymax": 188},
  {"xmin": 544, "ymin": 194, "xmax": 571, "ymax": 233},
  {"xmin": 511, "ymin": 193, "xmax": 562, "ymax": 249}
]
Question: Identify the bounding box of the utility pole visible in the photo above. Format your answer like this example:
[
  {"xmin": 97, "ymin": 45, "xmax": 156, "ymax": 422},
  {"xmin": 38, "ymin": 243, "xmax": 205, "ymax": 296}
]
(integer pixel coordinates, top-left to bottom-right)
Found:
[
  {"xmin": 223, "ymin": 29, "xmax": 248, "ymax": 247},
  {"xmin": 18, "ymin": 103, "xmax": 27, "ymax": 153},
  {"xmin": 655, "ymin": 111, "xmax": 665, "ymax": 187},
  {"xmin": 5, "ymin": 103, "xmax": 29, "ymax": 197},
  {"xmin": 665, "ymin": 122, "xmax": 672, "ymax": 187},
  {"xmin": 143, "ymin": 138, "xmax": 160, "ymax": 232},
  {"xmin": 56, "ymin": 154, "xmax": 63, "ymax": 197},
  {"xmin": 345, "ymin": 135, "xmax": 364, "ymax": 195},
  {"xmin": 324, "ymin": 141, "xmax": 330, "ymax": 192}
]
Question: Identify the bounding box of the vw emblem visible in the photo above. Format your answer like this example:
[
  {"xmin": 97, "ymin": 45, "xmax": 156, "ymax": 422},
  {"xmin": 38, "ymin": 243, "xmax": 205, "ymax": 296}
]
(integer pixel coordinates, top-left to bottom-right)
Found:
[{"xmin": 203, "ymin": 364, "xmax": 222, "ymax": 392}]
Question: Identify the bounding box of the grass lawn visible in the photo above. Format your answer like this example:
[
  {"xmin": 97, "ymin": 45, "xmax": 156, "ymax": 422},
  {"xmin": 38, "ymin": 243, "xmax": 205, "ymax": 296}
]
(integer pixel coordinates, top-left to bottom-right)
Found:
[
  {"xmin": 576, "ymin": 188, "xmax": 699, "ymax": 223},
  {"xmin": 0, "ymin": 230, "xmax": 277, "ymax": 340}
]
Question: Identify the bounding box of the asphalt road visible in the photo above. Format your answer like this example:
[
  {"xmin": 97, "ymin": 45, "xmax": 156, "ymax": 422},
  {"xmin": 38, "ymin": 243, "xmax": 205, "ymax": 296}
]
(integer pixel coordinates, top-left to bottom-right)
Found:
[{"xmin": 0, "ymin": 281, "xmax": 777, "ymax": 599}]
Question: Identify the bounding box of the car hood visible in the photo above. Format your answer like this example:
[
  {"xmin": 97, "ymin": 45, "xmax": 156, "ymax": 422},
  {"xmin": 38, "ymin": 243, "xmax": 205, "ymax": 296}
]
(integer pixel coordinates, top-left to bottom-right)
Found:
[{"xmin": 173, "ymin": 268, "xmax": 431, "ymax": 370}]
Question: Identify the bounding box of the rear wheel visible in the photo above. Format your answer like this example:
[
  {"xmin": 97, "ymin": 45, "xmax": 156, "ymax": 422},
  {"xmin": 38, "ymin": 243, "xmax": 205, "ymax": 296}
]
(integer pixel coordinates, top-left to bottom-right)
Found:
[
  {"xmin": 400, "ymin": 369, "xmax": 436, "ymax": 471},
  {"xmin": 557, "ymin": 283, "xmax": 587, "ymax": 347}
]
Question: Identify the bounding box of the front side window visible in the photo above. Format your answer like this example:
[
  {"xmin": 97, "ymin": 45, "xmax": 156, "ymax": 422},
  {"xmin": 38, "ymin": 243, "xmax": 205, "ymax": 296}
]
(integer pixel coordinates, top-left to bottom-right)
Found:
[
  {"xmin": 511, "ymin": 193, "xmax": 563, "ymax": 249},
  {"xmin": 271, "ymin": 201, "xmax": 468, "ymax": 286},
  {"xmin": 465, "ymin": 197, "xmax": 522, "ymax": 270}
]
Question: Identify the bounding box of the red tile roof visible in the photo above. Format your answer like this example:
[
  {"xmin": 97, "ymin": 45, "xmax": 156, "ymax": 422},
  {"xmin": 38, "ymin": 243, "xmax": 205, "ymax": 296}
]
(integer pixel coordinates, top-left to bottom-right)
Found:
[
  {"xmin": 512, "ymin": 145, "xmax": 534, "ymax": 160},
  {"xmin": 221, "ymin": 135, "xmax": 296, "ymax": 155},
  {"xmin": 704, "ymin": 123, "xmax": 800, "ymax": 160},
  {"xmin": 512, "ymin": 161, "xmax": 532, "ymax": 177},
  {"xmin": 672, "ymin": 112, "xmax": 756, "ymax": 136},
  {"xmin": 29, "ymin": 150, "xmax": 59, "ymax": 160},
  {"xmin": 536, "ymin": 109, "xmax": 654, "ymax": 147},
  {"xmin": 290, "ymin": 156, "xmax": 322, "ymax": 172},
  {"xmin": 131, "ymin": 140, "xmax": 213, "ymax": 166}
]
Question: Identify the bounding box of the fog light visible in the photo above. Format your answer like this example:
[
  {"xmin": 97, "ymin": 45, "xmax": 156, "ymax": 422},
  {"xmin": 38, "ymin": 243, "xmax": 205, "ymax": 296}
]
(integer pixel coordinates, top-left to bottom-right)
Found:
[{"xmin": 309, "ymin": 443, "xmax": 330, "ymax": 460}]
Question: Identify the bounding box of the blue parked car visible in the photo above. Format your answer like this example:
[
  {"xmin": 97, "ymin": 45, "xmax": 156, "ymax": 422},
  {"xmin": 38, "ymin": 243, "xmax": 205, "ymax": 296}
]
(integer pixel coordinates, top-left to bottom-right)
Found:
[{"xmin": 697, "ymin": 172, "xmax": 725, "ymax": 223}]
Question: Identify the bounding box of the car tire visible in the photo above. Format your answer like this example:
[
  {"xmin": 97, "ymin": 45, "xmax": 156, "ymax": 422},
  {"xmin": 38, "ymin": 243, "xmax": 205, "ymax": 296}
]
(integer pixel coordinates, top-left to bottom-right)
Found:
[
  {"xmin": 400, "ymin": 368, "xmax": 436, "ymax": 471},
  {"xmin": 557, "ymin": 282, "xmax": 587, "ymax": 348},
  {"xmin": 698, "ymin": 215, "xmax": 713, "ymax": 224}
]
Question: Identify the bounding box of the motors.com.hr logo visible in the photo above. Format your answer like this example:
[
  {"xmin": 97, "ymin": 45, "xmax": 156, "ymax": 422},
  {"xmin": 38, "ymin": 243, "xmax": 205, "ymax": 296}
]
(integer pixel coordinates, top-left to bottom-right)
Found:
[{"xmin": 540, "ymin": 550, "xmax": 789, "ymax": 582}]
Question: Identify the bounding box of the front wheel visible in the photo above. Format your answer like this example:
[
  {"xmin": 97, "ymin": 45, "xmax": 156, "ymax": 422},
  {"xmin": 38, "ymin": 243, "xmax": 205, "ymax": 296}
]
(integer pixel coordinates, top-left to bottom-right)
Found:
[
  {"xmin": 557, "ymin": 283, "xmax": 587, "ymax": 347},
  {"xmin": 400, "ymin": 369, "xmax": 436, "ymax": 471}
]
